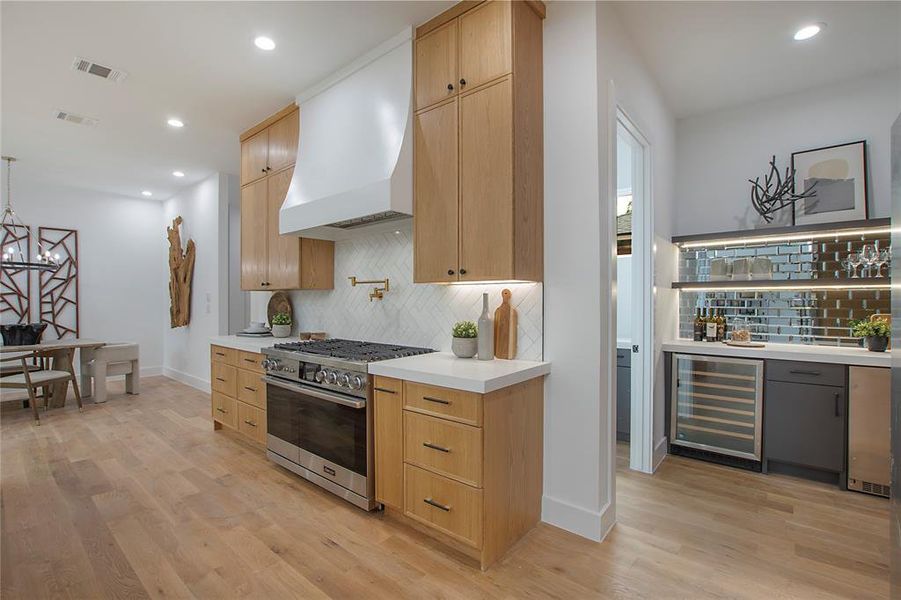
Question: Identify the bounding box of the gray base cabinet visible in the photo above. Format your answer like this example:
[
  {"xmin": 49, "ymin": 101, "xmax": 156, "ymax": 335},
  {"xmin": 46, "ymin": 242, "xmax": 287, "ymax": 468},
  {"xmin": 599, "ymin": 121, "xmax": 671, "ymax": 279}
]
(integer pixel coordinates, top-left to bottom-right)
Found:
[{"xmin": 616, "ymin": 349, "xmax": 631, "ymax": 442}]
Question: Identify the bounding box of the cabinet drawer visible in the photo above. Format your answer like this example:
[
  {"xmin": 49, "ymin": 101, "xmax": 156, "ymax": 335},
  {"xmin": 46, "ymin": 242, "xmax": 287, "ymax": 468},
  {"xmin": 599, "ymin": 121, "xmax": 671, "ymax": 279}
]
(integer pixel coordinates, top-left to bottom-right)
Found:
[
  {"xmin": 404, "ymin": 381, "xmax": 482, "ymax": 427},
  {"xmin": 237, "ymin": 369, "xmax": 265, "ymax": 409},
  {"xmin": 211, "ymin": 392, "xmax": 237, "ymax": 429},
  {"xmin": 616, "ymin": 348, "xmax": 631, "ymax": 368},
  {"xmin": 404, "ymin": 464, "xmax": 482, "ymax": 549},
  {"xmin": 404, "ymin": 411, "xmax": 482, "ymax": 487},
  {"xmin": 238, "ymin": 401, "xmax": 266, "ymax": 444},
  {"xmin": 766, "ymin": 360, "xmax": 845, "ymax": 387},
  {"xmin": 211, "ymin": 363, "xmax": 237, "ymax": 397},
  {"xmin": 211, "ymin": 345, "xmax": 237, "ymax": 366},
  {"xmin": 237, "ymin": 351, "xmax": 263, "ymax": 374},
  {"xmin": 373, "ymin": 375, "xmax": 402, "ymax": 395}
]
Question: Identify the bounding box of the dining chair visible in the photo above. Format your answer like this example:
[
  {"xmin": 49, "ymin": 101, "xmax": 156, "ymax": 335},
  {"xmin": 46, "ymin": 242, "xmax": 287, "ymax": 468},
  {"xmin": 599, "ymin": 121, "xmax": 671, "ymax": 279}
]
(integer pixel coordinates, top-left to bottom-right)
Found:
[{"xmin": 0, "ymin": 350, "xmax": 83, "ymax": 425}]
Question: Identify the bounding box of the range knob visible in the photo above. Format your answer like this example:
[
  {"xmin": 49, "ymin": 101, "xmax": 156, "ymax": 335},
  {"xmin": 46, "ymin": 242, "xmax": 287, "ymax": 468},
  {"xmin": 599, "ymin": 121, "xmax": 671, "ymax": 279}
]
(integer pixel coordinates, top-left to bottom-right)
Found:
[
  {"xmin": 325, "ymin": 370, "xmax": 338, "ymax": 385},
  {"xmin": 314, "ymin": 370, "xmax": 326, "ymax": 383},
  {"xmin": 264, "ymin": 359, "xmax": 280, "ymax": 371},
  {"xmin": 337, "ymin": 373, "xmax": 350, "ymax": 387},
  {"xmin": 350, "ymin": 375, "xmax": 364, "ymax": 391}
]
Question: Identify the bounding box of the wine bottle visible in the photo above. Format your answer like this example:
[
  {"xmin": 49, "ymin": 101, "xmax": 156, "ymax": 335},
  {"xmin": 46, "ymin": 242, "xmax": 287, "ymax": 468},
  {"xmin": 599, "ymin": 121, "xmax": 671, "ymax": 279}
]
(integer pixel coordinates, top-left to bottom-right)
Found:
[
  {"xmin": 693, "ymin": 307, "xmax": 704, "ymax": 341},
  {"xmin": 716, "ymin": 309, "xmax": 725, "ymax": 342},
  {"xmin": 706, "ymin": 308, "xmax": 718, "ymax": 342}
]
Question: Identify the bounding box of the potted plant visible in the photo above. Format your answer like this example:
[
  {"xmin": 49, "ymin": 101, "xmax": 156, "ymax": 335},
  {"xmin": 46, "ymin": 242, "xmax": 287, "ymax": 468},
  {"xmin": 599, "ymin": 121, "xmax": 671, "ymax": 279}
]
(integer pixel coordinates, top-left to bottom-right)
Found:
[
  {"xmin": 451, "ymin": 321, "xmax": 478, "ymax": 358},
  {"xmin": 851, "ymin": 318, "xmax": 890, "ymax": 352},
  {"xmin": 270, "ymin": 312, "xmax": 292, "ymax": 338}
]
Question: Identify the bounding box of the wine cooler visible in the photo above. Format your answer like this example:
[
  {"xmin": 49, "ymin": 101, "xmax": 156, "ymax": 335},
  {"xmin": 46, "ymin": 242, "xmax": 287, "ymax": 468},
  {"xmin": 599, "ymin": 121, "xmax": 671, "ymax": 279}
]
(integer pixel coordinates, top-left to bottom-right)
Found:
[{"xmin": 671, "ymin": 354, "xmax": 763, "ymax": 461}]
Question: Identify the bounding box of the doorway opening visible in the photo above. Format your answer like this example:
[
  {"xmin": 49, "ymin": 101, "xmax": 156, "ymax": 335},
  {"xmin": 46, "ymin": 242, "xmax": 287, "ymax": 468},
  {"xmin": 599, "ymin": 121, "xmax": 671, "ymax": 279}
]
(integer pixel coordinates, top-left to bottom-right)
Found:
[{"xmin": 614, "ymin": 108, "xmax": 654, "ymax": 474}]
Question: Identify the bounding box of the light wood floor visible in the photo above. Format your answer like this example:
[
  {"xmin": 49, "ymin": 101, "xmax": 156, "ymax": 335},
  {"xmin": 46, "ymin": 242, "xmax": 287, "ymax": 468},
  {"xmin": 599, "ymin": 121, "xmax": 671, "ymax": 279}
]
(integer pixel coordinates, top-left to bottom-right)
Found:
[{"xmin": 1, "ymin": 376, "xmax": 890, "ymax": 599}]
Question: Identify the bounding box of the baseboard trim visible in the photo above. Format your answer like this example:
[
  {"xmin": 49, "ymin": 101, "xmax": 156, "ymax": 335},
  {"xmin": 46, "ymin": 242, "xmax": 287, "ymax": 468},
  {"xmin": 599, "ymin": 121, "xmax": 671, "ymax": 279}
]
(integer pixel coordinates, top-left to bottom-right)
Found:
[
  {"xmin": 541, "ymin": 495, "xmax": 606, "ymax": 542},
  {"xmin": 163, "ymin": 367, "xmax": 210, "ymax": 393},
  {"xmin": 653, "ymin": 437, "xmax": 668, "ymax": 472}
]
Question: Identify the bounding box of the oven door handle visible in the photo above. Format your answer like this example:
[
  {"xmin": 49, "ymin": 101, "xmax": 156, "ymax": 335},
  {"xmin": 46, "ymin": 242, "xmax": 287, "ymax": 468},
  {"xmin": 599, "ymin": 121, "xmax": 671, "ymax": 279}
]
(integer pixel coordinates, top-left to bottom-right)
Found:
[{"xmin": 262, "ymin": 376, "xmax": 367, "ymax": 409}]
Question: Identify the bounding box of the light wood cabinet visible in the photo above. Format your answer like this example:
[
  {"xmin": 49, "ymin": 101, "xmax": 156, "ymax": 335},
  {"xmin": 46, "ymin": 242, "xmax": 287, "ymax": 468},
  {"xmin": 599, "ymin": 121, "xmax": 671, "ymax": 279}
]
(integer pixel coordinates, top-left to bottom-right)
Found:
[
  {"xmin": 413, "ymin": 99, "xmax": 458, "ymax": 283},
  {"xmin": 239, "ymin": 104, "xmax": 334, "ymax": 292},
  {"xmin": 374, "ymin": 375, "xmax": 544, "ymax": 570},
  {"xmin": 413, "ymin": 0, "xmax": 544, "ymax": 283},
  {"xmin": 211, "ymin": 345, "xmax": 267, "ymax": 446}
]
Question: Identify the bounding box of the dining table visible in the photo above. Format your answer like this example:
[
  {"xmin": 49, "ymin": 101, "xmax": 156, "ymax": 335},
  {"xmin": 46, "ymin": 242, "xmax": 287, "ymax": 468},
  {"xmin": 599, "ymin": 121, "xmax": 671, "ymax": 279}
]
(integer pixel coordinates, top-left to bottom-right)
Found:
[{"xmin": 0, "ymin": 339, "xmax": 105, "ymax": 408}]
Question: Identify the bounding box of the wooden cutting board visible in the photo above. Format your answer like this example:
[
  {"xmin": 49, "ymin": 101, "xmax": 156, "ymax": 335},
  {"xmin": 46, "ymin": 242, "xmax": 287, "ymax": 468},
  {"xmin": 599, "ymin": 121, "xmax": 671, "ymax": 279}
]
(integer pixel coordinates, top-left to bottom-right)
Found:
[
  {"xmin": 267, "ymin": 291, "xmax": 293, "ymax": 326},
  {"xmin": 493, "ymin": 289, "xmax": 517, "ymax": 359}
]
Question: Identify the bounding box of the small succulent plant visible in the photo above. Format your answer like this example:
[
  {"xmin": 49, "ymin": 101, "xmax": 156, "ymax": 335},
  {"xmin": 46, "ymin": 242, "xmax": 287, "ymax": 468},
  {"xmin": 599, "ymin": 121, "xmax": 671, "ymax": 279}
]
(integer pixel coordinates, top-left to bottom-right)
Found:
[
  {"xmin": 271, "ymin": 312, "xmax": 292, "ymax": 326},
  {"xmin": 452, "ymin": 320, "xmax": 478, "ymax": 339}
]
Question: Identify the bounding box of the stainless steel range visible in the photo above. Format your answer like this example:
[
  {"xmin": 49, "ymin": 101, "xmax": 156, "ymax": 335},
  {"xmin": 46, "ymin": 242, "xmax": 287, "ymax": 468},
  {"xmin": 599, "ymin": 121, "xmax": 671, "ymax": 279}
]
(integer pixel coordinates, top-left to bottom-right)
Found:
[{"xmin": 261, "ymin": 339, "xmax": 433, "ymax": 510}]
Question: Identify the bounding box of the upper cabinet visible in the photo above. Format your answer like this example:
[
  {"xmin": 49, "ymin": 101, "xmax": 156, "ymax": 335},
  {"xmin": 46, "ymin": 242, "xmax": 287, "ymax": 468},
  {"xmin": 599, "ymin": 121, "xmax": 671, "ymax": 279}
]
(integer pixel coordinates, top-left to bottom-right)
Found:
[
  {"xmin": 413, "ymin": 0, "xmax": 544, "ymax": 283},
  {"xmin": 239, "ymin": 105, "xmax": 334, "ymax": 292}
]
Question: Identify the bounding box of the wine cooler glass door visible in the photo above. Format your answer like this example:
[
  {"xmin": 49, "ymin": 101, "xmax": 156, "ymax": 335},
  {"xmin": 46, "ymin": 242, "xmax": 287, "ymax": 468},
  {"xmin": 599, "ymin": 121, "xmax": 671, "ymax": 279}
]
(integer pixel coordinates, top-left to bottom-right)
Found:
[{"xmin": 671, "ymin": 354, "xmax": 763, "ymax": 461}]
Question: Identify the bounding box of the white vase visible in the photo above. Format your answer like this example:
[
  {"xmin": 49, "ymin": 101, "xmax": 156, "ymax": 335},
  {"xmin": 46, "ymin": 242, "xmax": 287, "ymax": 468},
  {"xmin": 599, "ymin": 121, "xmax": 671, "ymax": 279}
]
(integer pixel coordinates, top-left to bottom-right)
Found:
[
  {"xmin": 477, "ymin": 292, "xmax": 494, "ymax": 360},
  {"xmin": 271, "ymin": 324, "xmax": 291, "ymax": 338},
  {"xmin": 452, "ymin": 337, "xmax": 478, "ymax": 358}
]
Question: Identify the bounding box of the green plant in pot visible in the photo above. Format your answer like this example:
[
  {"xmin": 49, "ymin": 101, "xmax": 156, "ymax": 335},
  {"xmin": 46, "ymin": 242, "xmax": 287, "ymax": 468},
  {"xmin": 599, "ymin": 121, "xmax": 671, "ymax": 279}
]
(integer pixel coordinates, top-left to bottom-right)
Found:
[
  {"xmin": 451, "ymin": 320, "xmax": 478, "ymax": 358},
  {"xmin": 270, "ymin": 312, "xmax": 292, "ymax": 338},
  {"xmin": 851, "ymin": 318, "xmax": 890, "ymax": 353}
]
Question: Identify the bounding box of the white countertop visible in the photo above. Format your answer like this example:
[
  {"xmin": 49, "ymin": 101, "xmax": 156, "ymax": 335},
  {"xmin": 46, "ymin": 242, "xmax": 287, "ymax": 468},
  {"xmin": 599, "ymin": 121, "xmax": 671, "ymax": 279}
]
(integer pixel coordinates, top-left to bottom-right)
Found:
[
  {"xmin": 368, "ymin": 352, "xmax": 551, "ymax": 394},
  {"xmin": 210, "ymin": 335, "xmax": 275, "ymax": 354},
  {"xmin": 661, "ymin": 339, "xmax": 890, "ymax": 368}
]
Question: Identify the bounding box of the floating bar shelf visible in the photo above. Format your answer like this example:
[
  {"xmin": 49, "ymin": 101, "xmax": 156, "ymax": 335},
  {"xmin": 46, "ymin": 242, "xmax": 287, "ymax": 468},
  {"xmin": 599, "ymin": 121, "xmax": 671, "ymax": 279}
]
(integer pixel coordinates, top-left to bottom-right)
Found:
[
  {"xmin": 672, "ymin": 218, "xmax": 891, "ymax": 249},
  {"xmin": 673, "ymin": 277, "xmax": 890, "ymax": 291}
]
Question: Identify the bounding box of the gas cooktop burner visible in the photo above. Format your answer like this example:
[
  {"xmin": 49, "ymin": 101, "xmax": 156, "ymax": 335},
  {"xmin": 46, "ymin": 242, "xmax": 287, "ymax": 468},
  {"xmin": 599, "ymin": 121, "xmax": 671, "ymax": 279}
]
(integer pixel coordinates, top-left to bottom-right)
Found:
[{"xmin": 272, "ymin": 338, "xmax": 433, "ymax": 363}]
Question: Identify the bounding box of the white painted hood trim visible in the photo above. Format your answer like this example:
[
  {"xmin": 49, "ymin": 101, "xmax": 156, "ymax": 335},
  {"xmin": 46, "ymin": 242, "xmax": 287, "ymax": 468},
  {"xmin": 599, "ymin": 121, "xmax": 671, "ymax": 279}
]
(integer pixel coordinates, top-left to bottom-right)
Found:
[{"xmin": 280, "ymin": 28, "xmax": 413, "ymax": 241}]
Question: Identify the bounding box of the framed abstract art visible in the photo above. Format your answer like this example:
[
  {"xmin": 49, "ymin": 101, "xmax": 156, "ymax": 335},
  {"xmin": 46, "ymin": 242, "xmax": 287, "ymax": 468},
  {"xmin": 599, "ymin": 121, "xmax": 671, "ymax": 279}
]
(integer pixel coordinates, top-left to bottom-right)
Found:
[{"xmin": 791, "ymin": 140, "xmax": 868, "ymax": 225}]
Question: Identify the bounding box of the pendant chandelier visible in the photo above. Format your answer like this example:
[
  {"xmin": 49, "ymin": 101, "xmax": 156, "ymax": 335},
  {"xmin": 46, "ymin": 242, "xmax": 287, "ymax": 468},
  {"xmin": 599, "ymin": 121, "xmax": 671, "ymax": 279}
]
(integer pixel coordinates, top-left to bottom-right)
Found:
[{"xmin": 1, "ymin": 156, "xmax": 60, "ymax": 273}]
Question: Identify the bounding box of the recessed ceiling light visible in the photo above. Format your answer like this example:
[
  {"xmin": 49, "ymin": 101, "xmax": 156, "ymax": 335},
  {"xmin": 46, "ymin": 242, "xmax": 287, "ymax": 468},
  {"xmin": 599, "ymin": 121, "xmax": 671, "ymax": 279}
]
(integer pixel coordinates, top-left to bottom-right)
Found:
[
  {"xmin": 254, "ymin": 36, "xmax": 276, "ymax": 51},
  {"xmin": 172, "ymin": 170, "xmax": 185, "ymax": 177},
  {"xmin": 141, "ymin": 190, "xmax": 153, "ymax": 197},
  {"xmin": 167, "ymin": 118, "xmax": 184, "ymax": 128},
  {"xmin": 794, "ymin": 23, "xmax": 824, "ymax": 41}
]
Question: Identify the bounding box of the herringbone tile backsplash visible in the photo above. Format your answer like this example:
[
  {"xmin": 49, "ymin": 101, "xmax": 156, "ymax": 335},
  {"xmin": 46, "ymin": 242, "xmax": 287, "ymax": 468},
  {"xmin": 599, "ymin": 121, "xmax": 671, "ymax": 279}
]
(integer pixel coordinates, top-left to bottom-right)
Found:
[{"xmin": 249, "ymin": 222, "xmax": 544, "ymax": 361}]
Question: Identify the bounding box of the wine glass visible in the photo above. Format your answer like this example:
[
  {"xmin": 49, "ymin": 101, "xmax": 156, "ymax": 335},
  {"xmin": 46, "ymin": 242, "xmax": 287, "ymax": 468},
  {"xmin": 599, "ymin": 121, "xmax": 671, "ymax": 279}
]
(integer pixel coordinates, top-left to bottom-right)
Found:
[
  {"xmin": 847, "ymin": 252, "xmax": 862, "ymax": 278},
  {"xmin": 875, "ymin": 249, "xmax": 890, "ymax": 278},
  {"xmin": 860, "ymin": 244, "xmax": 878, "ymax": 278}
]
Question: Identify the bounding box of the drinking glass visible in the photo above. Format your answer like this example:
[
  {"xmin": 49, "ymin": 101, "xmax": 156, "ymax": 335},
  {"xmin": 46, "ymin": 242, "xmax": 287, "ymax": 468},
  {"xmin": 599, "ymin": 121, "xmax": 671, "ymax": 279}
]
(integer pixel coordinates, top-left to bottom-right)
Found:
[
  {"xmin": 861, "ymin": 244, "xmax": 877, "ymax": 277},
  {"xmin": 848, "ymin": 252, "xmax": 861, "ymax": 278},
  {"xmin": 875, "ymin": 249, "xmax": 890, "ymax": 278}
]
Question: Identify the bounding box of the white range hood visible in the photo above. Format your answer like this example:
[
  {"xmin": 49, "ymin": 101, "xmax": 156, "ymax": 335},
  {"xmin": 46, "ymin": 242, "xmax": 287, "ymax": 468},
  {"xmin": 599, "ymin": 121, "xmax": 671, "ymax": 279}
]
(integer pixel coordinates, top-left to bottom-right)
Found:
[{"xmin": 279, "ymin": 29, "xmax": 413, "ymax": 240}]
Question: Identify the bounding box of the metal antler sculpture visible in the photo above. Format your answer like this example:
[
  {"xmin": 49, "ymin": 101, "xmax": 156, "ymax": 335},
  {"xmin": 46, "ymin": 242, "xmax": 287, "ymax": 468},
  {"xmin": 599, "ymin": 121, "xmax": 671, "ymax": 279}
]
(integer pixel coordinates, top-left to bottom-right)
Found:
[{"xmin": 749, "ymin": 155, "xmax": 817, "ymax": 223}]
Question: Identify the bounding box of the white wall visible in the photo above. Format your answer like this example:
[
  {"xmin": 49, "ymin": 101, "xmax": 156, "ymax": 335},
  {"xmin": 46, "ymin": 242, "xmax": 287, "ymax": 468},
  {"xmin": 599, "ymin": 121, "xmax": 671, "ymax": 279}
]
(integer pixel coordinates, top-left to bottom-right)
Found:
[
  {"xmin": 1, "ymin": 177, "xmax": 166, "ymax": 374},
  {"xmin": 675, "ymin": 68, "xmax": 901, "ymax": 235},
  {"xmin": 162, "ymin": 173, "xmax": 232, "ymax": 390}
]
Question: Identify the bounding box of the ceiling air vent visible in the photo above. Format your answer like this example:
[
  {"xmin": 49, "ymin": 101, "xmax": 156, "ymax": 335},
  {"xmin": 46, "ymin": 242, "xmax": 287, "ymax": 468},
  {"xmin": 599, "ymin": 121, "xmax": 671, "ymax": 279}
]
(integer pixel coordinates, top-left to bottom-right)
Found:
[
  {"xmin": 71, "ymin": 56, "xmax": 128, "ymax": 83},
  {"xmin": 54, "ymin": 110, "xmax": 99, "ymax": 127}
]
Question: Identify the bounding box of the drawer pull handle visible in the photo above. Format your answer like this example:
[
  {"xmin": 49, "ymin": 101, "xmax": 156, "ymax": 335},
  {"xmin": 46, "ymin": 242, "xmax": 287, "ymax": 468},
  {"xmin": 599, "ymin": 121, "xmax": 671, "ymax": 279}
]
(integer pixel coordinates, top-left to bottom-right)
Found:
[
  {"xmin": 244, "ymin": 419, "xmax": 257, "ymax": 427},
  {"xmin": 423, "ymin": 497, "xmax": 451, "ymax": 512},
  {"xmin": 834, "ymin": 391, "xmax": 841, "ymax": 417},
  {"xmin": 216, "ymin": 407, "xmax": 227, "ymax": 413},
  {"xmin": 244, "ymin": 358, "xmax": 256, "ymax": 364},
  {"xmin": 216, "ymin": 377, "xmax": 226, "ymax": 382},
  {"xmin": 244, "ymin": 386, "xmax": 256, "ymax": 392},
  {"xmin": 789, "ymin": 369, "xmax": 820, "ymax": 376},
  {"xmin": 423, "ymin": 441, "xmax": 450, "ymax": 453},
  {"xmin": 423, "ymin": 396, "xmax": 451, "ymax": 405},
  {"xmin": 215, "ymin": 352, "xmax": 226, "ymax": 357},
  {"xmin": 374, "ymin": 387, "xmax": 396, "ymax": 394}
]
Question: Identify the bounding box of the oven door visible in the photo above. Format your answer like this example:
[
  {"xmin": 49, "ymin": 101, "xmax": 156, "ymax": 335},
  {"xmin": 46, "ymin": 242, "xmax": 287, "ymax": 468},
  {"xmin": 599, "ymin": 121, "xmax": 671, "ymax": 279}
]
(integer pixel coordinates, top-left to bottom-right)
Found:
[{"xmin": 265, "ymin": 376, "xmax": 369, "ymax": 493}]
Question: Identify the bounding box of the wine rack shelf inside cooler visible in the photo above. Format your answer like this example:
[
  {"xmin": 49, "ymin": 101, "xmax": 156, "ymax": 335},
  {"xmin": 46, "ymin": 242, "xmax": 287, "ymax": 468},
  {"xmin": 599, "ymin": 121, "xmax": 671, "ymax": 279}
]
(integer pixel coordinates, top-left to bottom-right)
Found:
[{"xmin": 671, "ymin": 354, "xmax": 763, "ymax": 461}]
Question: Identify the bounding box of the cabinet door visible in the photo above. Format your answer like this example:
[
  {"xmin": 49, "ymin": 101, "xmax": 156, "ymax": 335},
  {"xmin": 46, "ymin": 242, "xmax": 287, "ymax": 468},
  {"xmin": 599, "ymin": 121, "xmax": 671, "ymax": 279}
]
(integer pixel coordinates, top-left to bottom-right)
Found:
[
  {"xmin": 300, "ymin": 238, "xmax": 335, "ymax": 290},
  {"xmin": 415, "ymin": 20, "xmax": 457, "ymax": 111},
  {"xmin": 616, "ymin": 365, "xmax": 631, "ymax": 441},
  {"xmin": 459, "ymin": 78, "xmax": 513, "ymax": 281},
  {"xmin": 241, "ymin": 129, "xmax": 269, "ymax": 185},
  {"xmin": 374, "ymin": 377, "xmax": 404, "ymax": 509},
  {"xmin": 267, "ymin": 109, "xmax": 299, "ymax": 174},
  {"xmin": 266, "ymin": 167, "xmax": 301, "ymax": 289},
  {"xmin": 459, "ymin": 0, "xmax": 512, "ymax": 91},
  {"xmin": 240, "ymin": 178, "xmax": 269, "ymax": 290},
  {"xmin": 765, "ymin": 381, "xmax": 844, "ymax": 473},
  {"xmin": 414, "ymin": 100, "xmax": 459, "ymax": 283}
]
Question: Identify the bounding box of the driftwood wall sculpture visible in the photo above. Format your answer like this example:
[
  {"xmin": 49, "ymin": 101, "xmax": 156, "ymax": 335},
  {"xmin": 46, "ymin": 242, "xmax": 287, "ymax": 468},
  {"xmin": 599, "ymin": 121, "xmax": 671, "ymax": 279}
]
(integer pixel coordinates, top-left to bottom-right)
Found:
[
  {"xmin": 1, "ymin": 224, "xmax": 30, "ymax": 324},
  {"xmin": 167, "ymin": 216, "xmax": 195, "ymax": 328},
  {"xmin": 39, "ymin": 227, "xmax": 79, "ymax": 339},
  {"xmin": 749, "ymin": 155, "xmax": 817, "ymax": 223}
]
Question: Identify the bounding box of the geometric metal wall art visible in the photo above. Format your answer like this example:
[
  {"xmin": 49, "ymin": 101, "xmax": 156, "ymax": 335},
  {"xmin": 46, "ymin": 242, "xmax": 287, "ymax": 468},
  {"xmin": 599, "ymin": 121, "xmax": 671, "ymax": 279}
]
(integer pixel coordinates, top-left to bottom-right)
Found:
[
  {"xmin": 1, "ymin": 223, "xmax": 31, "ymax": 324},
  {"xmin": 38, "ymin": 227, "xmax": 79, "ymax": 339}
]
